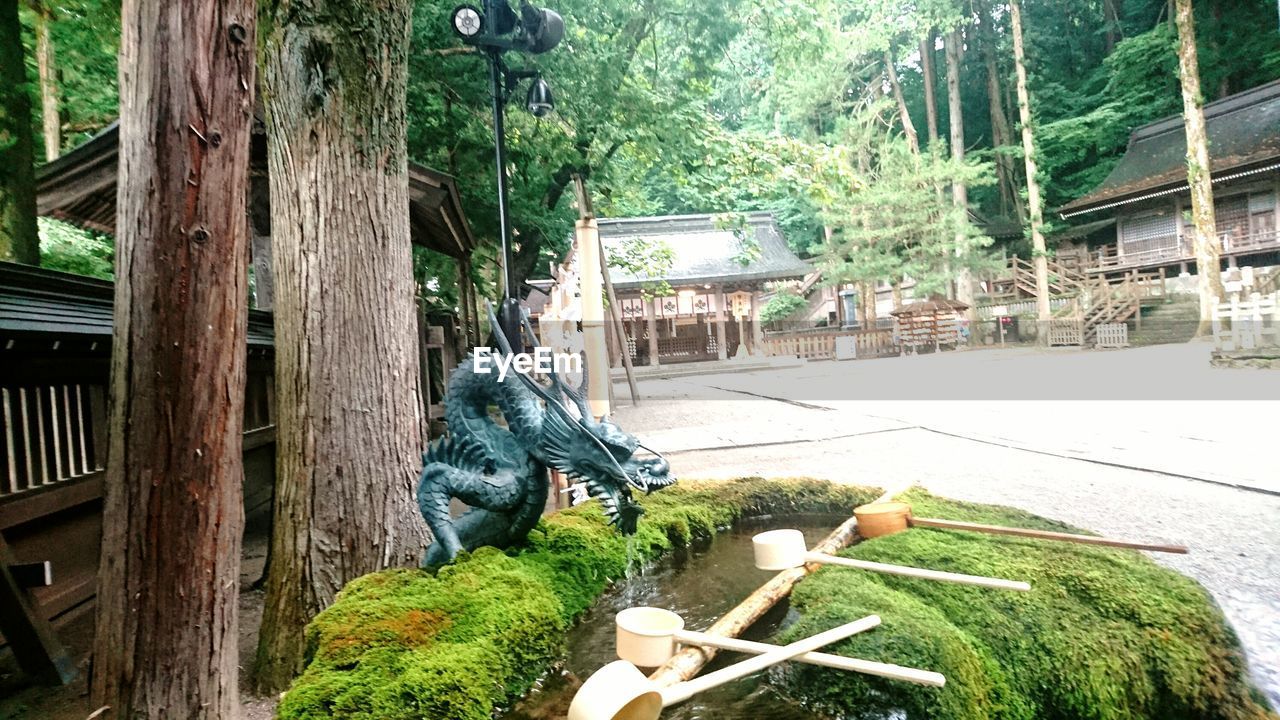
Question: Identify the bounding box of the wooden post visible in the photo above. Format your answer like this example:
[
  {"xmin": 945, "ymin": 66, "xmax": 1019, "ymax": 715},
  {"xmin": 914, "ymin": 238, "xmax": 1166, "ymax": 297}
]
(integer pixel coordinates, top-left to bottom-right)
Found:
[
  {"xmin": 577, "ymin": 218, "xmax": 610, "ymax": 419},
  {"xmin": 646, "ymin": 296, "xmax": 660, "ymax": 367},
  {"xmin": 751, "ymin": 290, "xmax": 766, "ymax": 356},
  {"xmin": 0, "ymin": 537, "xmax": 74, "ymax": 684},
  {"xmin": 597, "ymin": 236, "xmax": 640, "ymax": 405},
  {"xmin": 714, "ymin": 285, "xmax": 728, "ymax": 360}
]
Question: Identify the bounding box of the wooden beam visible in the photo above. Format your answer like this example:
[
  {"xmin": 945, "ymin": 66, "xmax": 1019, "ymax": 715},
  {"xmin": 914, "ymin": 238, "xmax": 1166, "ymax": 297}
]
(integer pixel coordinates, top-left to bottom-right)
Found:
[{"xmin": 0, "ymin": 537, "xmax": 75, "ymax": 684}]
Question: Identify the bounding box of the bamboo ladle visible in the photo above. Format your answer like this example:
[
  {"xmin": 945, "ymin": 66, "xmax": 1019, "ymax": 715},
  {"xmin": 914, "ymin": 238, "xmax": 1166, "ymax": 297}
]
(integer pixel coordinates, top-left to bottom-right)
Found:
[
  {"xmin": 567, "ymin": 613, "xmax": 880, "ymax": 720},
  {"xmin": 613, "ymin": 606, "xmax": 945, "ymax": 686},
  {"xmin": 854, "ymin": 502, "xmax": 1189, "ymax": 554},
  {"xmin": 753, "ymin": 529, "xmax": 1032, "ymax": 591}
]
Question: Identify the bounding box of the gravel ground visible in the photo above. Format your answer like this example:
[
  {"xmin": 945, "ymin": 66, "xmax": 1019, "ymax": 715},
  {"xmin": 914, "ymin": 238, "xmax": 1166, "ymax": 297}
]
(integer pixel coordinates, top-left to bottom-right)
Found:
[{"xmin": 609, "ymin": 358, "xmax": 1280, "ymax": 710}]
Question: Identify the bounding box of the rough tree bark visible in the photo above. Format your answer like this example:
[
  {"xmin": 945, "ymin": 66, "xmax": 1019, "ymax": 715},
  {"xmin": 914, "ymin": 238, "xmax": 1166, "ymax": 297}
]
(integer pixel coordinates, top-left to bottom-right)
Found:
[
  {"xmin": 34, "ymin": 2, "xmax": 60, "ymax": 160},
  {"xmin": 920, "ymin": 31, "xmax": 940, "ymax": 146},
  {"xmin": 254, "ymin": 0, "xmax": 430, "ymax": 692},
  {"xmin": 1010, "ymin": 0, "xmax": 1052, "ymax": 326},
  {"xmin": 1173, "ymin": 0, "xmax": 1227, "ymax": 328},
  {"xmin": 0, "ymin": 0, "xmax": 40, "ymax": 265},
  {"xmin": 90, "ymin": 1, "xmax": 255, "ymax": 717},
  {"xmin": 944, "ymin": 28, "xmax": 974, "ymax": 309}
]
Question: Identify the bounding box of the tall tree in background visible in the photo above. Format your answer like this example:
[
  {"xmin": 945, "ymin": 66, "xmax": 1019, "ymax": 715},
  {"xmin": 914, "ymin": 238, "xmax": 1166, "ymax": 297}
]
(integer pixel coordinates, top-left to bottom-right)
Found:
[
  {"xmin": 33, "ymin": 1, "xmax": 60, "ymax": 160},
  {"xmin": 1010, "ymin": 0, "xmax": 1051, "ymax": 326},
  {"xmin": 920, "ymin": 30, "xmax": 940, "ymax": 146},
  {"xmin": 1173, "ymin": 0, "xmax": 1227, "ymax": 328},
  {"xmin": 0, "ymin": 0, "xmax": 40, "ymax": 265},
  {"xmin": 255, "ymin": 0, "xmax": 430, "ymax": 692},
  {"xmin": 91, "ymin": 0, "xmax": 255, "ymax": 716},
  {"xmin": 944, "ymin": 27, "xmax": 974, "ymax": 307}
]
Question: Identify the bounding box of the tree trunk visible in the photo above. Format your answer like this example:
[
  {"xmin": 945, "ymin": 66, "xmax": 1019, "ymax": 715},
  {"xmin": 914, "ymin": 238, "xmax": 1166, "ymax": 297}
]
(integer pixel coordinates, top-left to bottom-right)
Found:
[
  {"xmin": 1103, "ymin": 0, "xmax": 1122, "ymax": 54},
  {"xmin": 1010, "ymin": 0, "xmax": 1052, "ymax": 326},
  {"xmin": 944, "ymin": 29, "xmax": 974, "ymax": 310},
  {"xmin": 255, "ymin": 0, "xmax": 430, "ymax": 692},
  {"xmin": 90, "ymin": 1, "xmax": 255, "ymax": 717},
  {"xmin": 0, "ymin": 1, "xmax": 40, "ymax": 265},
  {"xmin": 1173, "ymin": 0, "xmax": 1226, "ymax": 328},
  {"xmin": 885, "ymin": 52, "xmax": 919, "ymax": 155},
  {"xmin": 920, "ymin": 31, "xmax": 939, "ymax": 147},
  {"xmin": 980, "ymin": 6, "xmax": 1025, "ymax": 222},
  {"xmin": 34, "ymin": 2, "xmax": 60, "ymax": 161}
]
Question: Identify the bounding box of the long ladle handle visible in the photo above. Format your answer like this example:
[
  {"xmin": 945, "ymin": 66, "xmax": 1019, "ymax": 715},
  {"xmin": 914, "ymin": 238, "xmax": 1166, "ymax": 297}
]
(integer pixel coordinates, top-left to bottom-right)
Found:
[
  {"xmin": 806, "ymin": 552, "xmax": 1031, "ymax": 592},
  {"xmin": 910, "ymin": 517, "xmax": 1189, "ymax": 554},
  {"xmin": 659, "ymin": 615, "xmax": 880, "ymax": 706},
  {"xmin": 672, "ymin": 629, "xmax": 945, "ymax": 687}
]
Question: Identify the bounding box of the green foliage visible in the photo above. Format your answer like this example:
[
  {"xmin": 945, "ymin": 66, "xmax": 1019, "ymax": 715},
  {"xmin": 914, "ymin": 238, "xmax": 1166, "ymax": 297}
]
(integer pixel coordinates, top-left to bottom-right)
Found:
[
  {"xmin": 607, "ymin": 235, "xmax": 675, "ymax": 299},
  {"xmin": 19, "ymin": 1, "xmax": 120, "ymax": 159},
  {"xmin": 760, "ymin": 288, "xmax": 808, "ymax": 323},
  {"xmin": 38, "ymin": 216, "xmax": 112, "ymax": 278},
  {"xmin": 276, "ymin": 478, "xmax": 880, "ymax": 720},
  {"xmin": 775, "ymin": 488, "xmax": 1277, "ymax": 720},
  {"xmin": 712, "ymin": 211, "xmax": 761, "ymax": 266},
  {"xmin": 818, "ymin": 125, "xmax": 997, "ymax": 296}
]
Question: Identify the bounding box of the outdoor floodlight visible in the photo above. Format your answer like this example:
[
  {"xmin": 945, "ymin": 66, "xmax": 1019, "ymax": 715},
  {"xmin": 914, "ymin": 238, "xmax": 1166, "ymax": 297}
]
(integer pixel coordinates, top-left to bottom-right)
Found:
[
  {"xmin": 451, "ymin": 4, "xmax": 484, "ymax": 39},
  {"xmin": 446, "ymin": 0, "xmax": 564, "ymax": 349},
  {"xmin": 526, "ymin": 77, "xmax": 555, "ymax": 117}
]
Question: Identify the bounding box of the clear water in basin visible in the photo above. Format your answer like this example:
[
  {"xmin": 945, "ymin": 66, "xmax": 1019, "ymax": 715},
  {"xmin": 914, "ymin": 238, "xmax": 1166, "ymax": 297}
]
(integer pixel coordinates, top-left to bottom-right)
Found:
[{"xmin": 504, "ymin": 516, "xmax": 844, "ymax": 720}]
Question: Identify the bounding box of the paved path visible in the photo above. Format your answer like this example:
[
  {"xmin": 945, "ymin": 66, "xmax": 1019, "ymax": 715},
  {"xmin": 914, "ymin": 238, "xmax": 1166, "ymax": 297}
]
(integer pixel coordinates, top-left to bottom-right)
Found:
[{"xmin": 610, "ymin": 344, "xmax": 1280, "ymax": 709}]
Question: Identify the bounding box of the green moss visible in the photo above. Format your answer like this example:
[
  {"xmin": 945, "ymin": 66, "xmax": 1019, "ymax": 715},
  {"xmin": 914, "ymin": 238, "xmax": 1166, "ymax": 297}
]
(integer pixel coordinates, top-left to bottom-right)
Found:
[
  {"xmin": 774, "ymin": 488, "xmax": 1276, "ymax": 720},
  {"xmin": 277, "ymin": 477, "xmax": 879, "ymax": 719},
  {"xmin": 279, "ymin": 481, "xmax": 1272, "ymax": 720}
]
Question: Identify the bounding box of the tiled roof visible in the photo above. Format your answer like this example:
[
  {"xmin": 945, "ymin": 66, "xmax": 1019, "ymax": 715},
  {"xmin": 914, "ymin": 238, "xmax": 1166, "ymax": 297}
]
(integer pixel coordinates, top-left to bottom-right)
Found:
[
  {"xmin": 598, "ymin": 212, "xmax": 811, "ymax": 289},
  {"xmin": 1058, "ymin": 80, "xmax": 1280, "ymax": 217},
  {"xmin": 0, "ymin": 262, "xmax": 274, "ymax": 347}
]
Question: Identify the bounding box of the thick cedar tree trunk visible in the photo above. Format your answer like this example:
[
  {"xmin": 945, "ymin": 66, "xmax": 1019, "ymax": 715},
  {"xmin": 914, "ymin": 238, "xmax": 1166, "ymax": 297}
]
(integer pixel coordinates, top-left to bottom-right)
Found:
[
  {"xmin": 90, "ymin": 1, "xmax": 255, "ymax": 717},
  {"xmin": 34, "ymin": 2, "xmax": 60, "ymax": 161},
  {"xmin": 254, "ymin": 0, "xmax": 430, "ymax": 692},
  {"xmin": 0, "ymin": 1, "xmax": 40, "ymax": 265},
  {"xmin": 1173, "ymin": 0, "xmax": 1226, "ymax": 327},
  {"xmin": 920, "ymin": 31, "xmax": 940, "ymax": 146},
  {"xmin": 944, "ymin": 29, "xmax": 974, "ymax": 309},
  {"xmin": 1010, "ymin": 0, "xmax": 1052, "ymax": 325}
]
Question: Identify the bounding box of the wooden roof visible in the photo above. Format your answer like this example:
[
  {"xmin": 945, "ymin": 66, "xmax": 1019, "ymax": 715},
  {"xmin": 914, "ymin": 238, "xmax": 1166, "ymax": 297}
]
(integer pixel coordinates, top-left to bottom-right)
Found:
[
  {"xmin": 1058, "ymin": 80, "xmax": 1280, "ymax": 218},
  {"xmin": 598, "ymin": 212, "xmax": 811, "ymax": 290},
  {"xmin": 0, "ymin": 261, "xmax": 274, "ymax": 346},
  {"xmin": 36, "ymin": 122, "xmax": 476, "ymax": 260}
]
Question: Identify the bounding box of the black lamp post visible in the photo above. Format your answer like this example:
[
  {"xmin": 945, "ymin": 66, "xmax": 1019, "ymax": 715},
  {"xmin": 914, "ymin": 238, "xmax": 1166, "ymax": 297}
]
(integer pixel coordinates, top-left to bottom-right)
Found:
[{"xmin": 450, "ymin": 1, "xmax": 564, "ymax": 349}]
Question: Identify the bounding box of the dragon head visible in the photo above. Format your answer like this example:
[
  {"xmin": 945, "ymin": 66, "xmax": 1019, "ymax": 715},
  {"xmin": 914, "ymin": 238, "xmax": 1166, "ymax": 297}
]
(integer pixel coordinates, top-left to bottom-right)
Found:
[
  {"xmin": 541, "ymin": 405, "xmax": 674, "ymax": 534},
  {"xmin": 487, "ymin": 303, "xmax": 675, "ymax": 534}
]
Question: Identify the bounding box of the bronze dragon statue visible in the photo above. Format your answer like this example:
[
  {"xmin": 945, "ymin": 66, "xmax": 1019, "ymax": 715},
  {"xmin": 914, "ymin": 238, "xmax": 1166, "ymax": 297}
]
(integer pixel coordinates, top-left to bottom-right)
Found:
[{"xmin": 418, "ymin": 309, "xmax": 673, "ymax": 565}]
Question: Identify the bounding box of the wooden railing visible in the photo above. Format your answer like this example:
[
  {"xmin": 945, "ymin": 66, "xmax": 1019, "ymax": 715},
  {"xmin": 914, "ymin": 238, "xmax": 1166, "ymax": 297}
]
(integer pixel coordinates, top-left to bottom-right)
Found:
[
  {"xmin": 1088, "ymin": 228, "xmax": 1280, "ymax": 273},
  {"xmin": 657, "ymin": 335, "xmax": 715, "ymax": 360},
  {"xmin": 1213, "ymin": 292, "xmax": 1278, "ymax": 351},
  {"xmin": 763, "ymin": 327, "xmax": 898, "ymax": 360}
]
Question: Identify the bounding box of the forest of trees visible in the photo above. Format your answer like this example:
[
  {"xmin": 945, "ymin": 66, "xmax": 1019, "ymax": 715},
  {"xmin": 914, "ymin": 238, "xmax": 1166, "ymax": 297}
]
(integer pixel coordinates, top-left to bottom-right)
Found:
[{"xmin": 7, "ymin": 0, "xmax": 1279, "ymax": 301}]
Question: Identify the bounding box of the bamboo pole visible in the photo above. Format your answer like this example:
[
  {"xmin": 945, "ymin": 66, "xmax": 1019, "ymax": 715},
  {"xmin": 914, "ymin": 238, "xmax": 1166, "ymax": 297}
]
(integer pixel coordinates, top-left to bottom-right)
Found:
[
  {"xmin": 910, "ymin": 517, "xmax": 1189, "ymax": 554},
  {"xmin": 672, "ymin": 628, "xmax": 945, "ymax": 687},
  {"xmin": 649, "ymin": 486, "xmax": 908, "ymax": 686},
  {"xmin": 648, "ymin": 514, "xmax": 860, "ymax": 686},
  {"xmin": 598, "ymin": 233, "xmax": 640, "ymax": 406}
]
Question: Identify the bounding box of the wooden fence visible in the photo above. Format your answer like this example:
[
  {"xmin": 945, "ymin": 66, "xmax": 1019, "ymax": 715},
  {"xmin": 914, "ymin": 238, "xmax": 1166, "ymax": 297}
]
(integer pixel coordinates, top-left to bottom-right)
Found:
[
  {"xmin": 1213, "ymin": 292, "xmax": 1279, "ymax": 351},
  {"xmin": 762, "ymin": 328, "xmax": 898, "ymax": 360}
]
